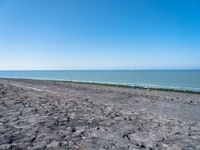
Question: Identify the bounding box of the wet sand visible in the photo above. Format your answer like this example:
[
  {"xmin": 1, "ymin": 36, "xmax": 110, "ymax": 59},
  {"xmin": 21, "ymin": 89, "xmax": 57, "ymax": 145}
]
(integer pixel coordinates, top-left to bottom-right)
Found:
[{"xmin": 0, "ymin": 78, "xmax": 200, "ymax": 150}]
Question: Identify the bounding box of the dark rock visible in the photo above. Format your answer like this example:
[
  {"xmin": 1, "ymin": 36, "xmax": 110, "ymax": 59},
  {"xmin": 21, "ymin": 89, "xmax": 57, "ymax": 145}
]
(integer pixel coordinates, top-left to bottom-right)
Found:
[
  {"xmin": 1, "ymin": 91, "xmax": 6, "ymax": 96},
  {"xmin": 8, "ymin": 135, "xmax": 15, "ymax": 144},
  {"xmin": 30, "ymin": 137, "xmax": 36, "ymax": 143},
  {"xmin": 122, "ymin": 133, "xmax": 131, "ymax": 140},
  {"xmin": 71, "ymin": 128, "xmax": 76, "ymax": 133}
]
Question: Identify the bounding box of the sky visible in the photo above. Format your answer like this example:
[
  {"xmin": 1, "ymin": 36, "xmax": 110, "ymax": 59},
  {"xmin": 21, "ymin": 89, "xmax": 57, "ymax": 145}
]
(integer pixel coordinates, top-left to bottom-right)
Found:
[{"xmin": 0, "ymin": 0, "xmax": 200, "ymax": 70}]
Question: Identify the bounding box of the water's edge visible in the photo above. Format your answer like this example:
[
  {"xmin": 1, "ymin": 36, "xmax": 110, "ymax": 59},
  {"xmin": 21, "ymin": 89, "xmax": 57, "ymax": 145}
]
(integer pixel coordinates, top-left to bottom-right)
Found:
[{"xmin": 1, "ymin": 77, "xmax": 200, "ymax": 95}]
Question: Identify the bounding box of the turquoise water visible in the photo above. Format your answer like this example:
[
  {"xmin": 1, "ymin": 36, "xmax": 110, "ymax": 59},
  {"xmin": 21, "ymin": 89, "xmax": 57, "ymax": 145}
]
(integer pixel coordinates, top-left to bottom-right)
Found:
[{"xmin": 0, "ymin": 70, "xmax": 200, "ymax": 91}]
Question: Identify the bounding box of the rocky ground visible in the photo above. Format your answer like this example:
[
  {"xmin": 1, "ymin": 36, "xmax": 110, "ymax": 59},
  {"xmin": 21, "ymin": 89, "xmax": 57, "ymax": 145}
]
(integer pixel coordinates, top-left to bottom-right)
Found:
[{"xmin": 0, "ymin": 78, "xmax": 200, "ymax": 150}]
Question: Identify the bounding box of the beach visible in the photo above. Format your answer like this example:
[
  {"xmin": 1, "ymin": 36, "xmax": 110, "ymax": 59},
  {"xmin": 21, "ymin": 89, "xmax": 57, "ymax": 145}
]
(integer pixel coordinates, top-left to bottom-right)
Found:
[{"xmin": 0, "ymin": 78, "xmax": 200, "ymax": 149}]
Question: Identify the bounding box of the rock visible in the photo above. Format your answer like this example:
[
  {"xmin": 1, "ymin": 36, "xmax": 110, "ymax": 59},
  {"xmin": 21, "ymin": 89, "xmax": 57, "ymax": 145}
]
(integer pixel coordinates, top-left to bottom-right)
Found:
[
  {"xmin": 136, "ymin": 141, "xmax": 146, "ymax": 149},
  {"xmin": 30, "ymin": 137, "xmax": 36, "ymax": 143},
  {"xmin": 32, "ymin": 141, "xmax": 47, "ymax": 149},
  {"xmin": 71, "ymin": 127, "xmax": 76, "ymax": 133},
  {"xmin": 46, "ymin": 141, "xmax": 60, "ymax": 148},
  {"xmin": 70, "ymin": 113, "xmax": 76, "ymax": 119},
  {"xmin": 75, "ymin": 128, "xmax": 85, "ymax": 135},
  {"xmin": 1, "ymin": 91, "xmax": 6, "ymax": 96},
  {"xmin": 122, "ymin": 133, "xmax": 131, "ymax": 140},
  {"xmin": 96, "ymin": 127, "xmax": 100, "ymax": 130},
  {"xmin": 167, "ymin": 144, "xmax": 182, "ymax": 150},
  {"xmin": 0, "ymin": 144, "xmax": 11, "ymax": 150}
]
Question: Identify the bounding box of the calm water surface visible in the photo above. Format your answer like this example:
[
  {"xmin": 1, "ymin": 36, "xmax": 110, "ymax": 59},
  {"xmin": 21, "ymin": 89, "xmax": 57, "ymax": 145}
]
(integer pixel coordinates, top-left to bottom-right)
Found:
[{"xmin": 0, "ymin": 70, "xmax": 200, "ymax": 91}]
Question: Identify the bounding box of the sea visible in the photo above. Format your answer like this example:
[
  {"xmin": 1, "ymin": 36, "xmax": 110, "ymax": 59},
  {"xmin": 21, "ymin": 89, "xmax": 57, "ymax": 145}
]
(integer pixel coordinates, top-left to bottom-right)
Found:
[{"xmin": 0, "ymin": 70, "xmax": 200, "ymax": 92}]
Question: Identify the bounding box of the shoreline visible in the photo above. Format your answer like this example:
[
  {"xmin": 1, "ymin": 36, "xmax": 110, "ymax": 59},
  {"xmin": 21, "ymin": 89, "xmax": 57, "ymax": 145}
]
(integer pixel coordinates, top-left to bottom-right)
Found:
[{"xmin": 1, "ymin": 77, "xmax": 200, "ymax": 94}]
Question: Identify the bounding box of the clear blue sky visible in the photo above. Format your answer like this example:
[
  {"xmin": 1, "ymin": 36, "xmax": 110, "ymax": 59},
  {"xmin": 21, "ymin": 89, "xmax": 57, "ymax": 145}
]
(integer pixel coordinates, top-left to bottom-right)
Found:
[{"xmin": 0, "ymin": 0, "xmax": 200, "ymax": 70}]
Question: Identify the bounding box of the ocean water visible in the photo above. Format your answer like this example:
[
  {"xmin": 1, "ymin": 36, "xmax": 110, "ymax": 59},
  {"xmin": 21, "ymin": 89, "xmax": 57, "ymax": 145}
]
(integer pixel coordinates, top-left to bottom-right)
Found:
[{"xmin": 0, "ymin": 70, "xmax": 200, "ymax": 91}]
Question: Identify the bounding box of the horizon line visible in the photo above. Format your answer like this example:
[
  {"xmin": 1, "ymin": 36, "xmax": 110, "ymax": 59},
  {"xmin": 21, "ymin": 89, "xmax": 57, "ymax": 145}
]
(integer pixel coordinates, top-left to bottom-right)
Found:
[{"xmin": 0, "ymin": 69, "xmax": 200, "ymax": 71}]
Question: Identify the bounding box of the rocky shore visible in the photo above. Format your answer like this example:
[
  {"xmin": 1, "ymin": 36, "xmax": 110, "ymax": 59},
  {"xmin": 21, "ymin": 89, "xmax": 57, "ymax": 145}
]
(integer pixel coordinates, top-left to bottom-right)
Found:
[{"xmin": 0, "ymin": 78, "xmax": 200, "ymax": 150}]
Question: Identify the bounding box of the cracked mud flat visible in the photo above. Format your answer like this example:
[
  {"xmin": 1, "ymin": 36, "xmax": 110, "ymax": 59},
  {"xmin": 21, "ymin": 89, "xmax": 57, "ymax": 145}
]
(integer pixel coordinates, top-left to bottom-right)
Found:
[{"xmin": 0, "ymin": 78, "xmax": 200, "ymax": 150}]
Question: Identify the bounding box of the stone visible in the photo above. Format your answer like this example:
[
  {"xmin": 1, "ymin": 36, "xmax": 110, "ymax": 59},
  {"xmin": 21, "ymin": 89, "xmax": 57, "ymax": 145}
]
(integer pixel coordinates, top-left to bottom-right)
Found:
[{"xmin": 46, "ymin": 141, "xmax": 60, "ymax": 148}]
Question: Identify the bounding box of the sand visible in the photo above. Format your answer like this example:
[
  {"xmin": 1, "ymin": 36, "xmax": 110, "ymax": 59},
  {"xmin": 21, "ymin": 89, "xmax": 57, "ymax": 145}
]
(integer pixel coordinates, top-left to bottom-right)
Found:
[{"xmin": 0, "ymin": 78, "xmax": 200, "ymax": 150}]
